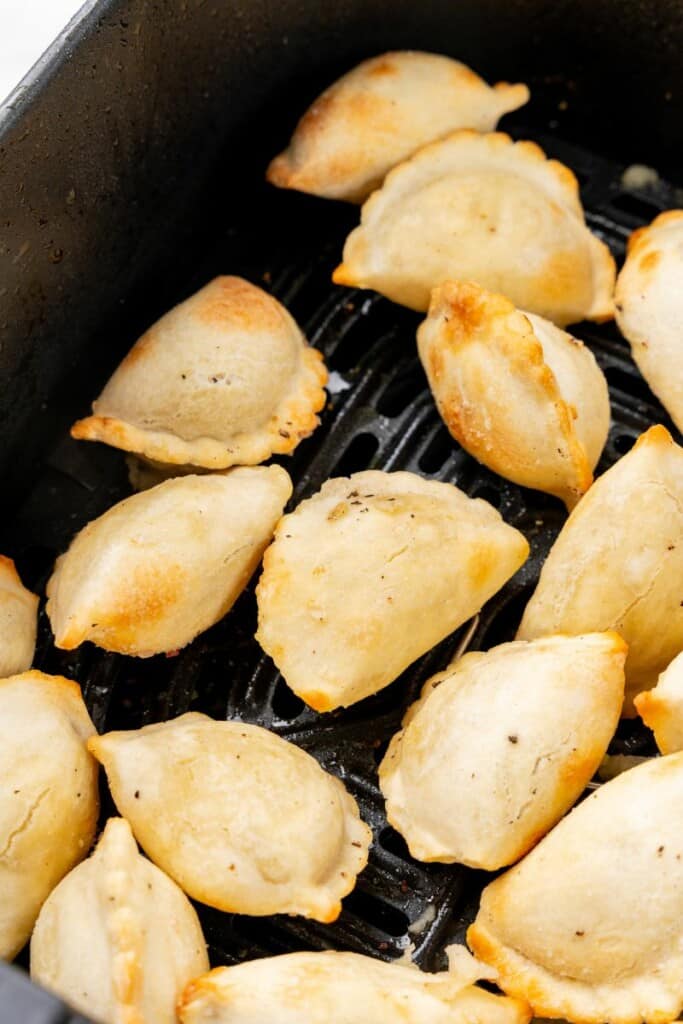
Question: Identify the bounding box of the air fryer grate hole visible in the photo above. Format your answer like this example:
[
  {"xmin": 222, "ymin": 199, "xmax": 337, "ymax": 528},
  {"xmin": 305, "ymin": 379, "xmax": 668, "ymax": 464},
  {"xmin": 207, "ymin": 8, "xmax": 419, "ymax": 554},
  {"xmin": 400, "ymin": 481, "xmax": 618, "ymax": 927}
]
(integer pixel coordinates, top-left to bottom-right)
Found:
[
  {"xmin": 343, "ymin": 888, "xmax": 410, "ymax": 936},
  {"xmin": 603, "ymin": 364, "xmax": 658, "ymax": 406},
  {"xmin": 613, "ymin": 432, "xmax": 637, "ymax": 454},
  {"xmin": 270, "ymin": 676, "xmax": 305, "ymax": 721},
  {"xmin": 379, "ymin": 826, "xmax": 412, "ymax": 860},
  {"xmin": 471, "ymin": 485, "xmax": 502, "ymax": 508},
  {"xmin": 377, "ymin": 368, "xmax": 425, "ymax": 417},
  {"xmin": 418, "ymin": 426, "xmax": 454, "ymax": 474},
  {"xmin": 333, "ymin": 432, "xmax": 380, "ymax": 476},
  {"xmin": 610, "ymin": 192, "xmax": 663, "ymax": 221},
  {"xmin": 329, "ymin": 305, "xmax": 384, "ymax": 371}
]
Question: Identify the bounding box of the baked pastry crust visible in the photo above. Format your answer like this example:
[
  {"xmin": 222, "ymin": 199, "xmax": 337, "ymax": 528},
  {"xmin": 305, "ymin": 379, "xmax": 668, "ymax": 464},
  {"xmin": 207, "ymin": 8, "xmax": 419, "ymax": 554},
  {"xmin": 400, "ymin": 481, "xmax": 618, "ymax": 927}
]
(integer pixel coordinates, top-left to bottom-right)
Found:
[
  {"xmin": 88, "ymin": 713, "xmax": 371, "ymax": 922},
  {"xmin": 333, "ymin": 131, "xmax": 615, "ymax": 324},
  {"xmin": 178, "ymin": 948, "xmax": 531, "ymax": 1024},
  {"xmin": 46, "ymin": 467, "xmax": 292, "ymax": 657},
  {"xmin": 417, "ymin": 280, "xmax": 610, "ymax": 507},
  {"xmin": 256, "ymin": 470, "xmax": 529, "ymax": 710},
  {"xmin": 468, "ymin": 753, "xmax": 683, "ymax": 1024},
  {"xmin": 31, "ymin": 817, "xmax": 209, "ymax": 1024},
  {"xmin": 267, "ymin": 51, "xmax": 528, "ymax": 202},
  {"xmin": 615, "ymin": 211, "xmax": 683, "ymax": 432},
  {"xmin": 72, "ymin": 276, "xmax": 327, "ymax": 469},
  {"xmin": 517, "ymin": 425, "xmax": 683, "ymax": 714},
  {"xmin": 0, "ymin": 671, "xmax": 98, "ymax": 960},
  {"xmin": 0, "ymin": 555, "xmax": 38, "ymax": 677},
  {"xmin": 635, "ymin": 650, "xmax": 683, "ymax": 754},
  {"xmin": 380, "ymin": 632, "xmax": 626, "ymax": 868}
]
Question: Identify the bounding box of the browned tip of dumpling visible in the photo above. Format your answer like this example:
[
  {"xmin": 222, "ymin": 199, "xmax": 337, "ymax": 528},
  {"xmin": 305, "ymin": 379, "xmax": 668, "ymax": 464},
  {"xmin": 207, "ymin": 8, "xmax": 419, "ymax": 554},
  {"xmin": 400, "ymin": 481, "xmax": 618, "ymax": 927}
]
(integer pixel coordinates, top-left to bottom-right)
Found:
[
  {"xmin": 266, "ymin": 151, "xmax": 294, "ymax": 189},
  {"xmin": 493, "ymin": 81, "xmax": 531, "ymax": 113},
  {"xmin": 634, "ymin": 423, "xmax": 674, "ymax": 451},
  {"xmin": 627, "ymin": 209, "xmax": 683, "ymax": 257},
  {"xmin": 332, "ymin": 264, "xmax": 356, "ymax": 288}
]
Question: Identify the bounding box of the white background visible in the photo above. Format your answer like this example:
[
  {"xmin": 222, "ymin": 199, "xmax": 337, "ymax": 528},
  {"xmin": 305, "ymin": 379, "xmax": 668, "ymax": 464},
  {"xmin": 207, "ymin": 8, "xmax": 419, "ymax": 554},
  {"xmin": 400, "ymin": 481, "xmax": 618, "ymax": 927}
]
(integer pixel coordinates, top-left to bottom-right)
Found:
[{"xmin": 0, "ymin": 0, "xmax": 84, "ymax": 102}]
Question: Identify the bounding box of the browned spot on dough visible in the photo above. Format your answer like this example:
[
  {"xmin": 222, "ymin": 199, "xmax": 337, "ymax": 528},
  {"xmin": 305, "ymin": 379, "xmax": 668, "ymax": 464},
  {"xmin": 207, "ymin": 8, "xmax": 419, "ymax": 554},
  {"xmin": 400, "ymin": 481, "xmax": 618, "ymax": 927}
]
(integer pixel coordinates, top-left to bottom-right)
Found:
[
  {"xmin": 196, "ymin": 277, "xmax": 285, "ymax": 333},
  {"xmin": 368, "ymin": 58, "xmax": 399, "ymax": 77},
  {"xmin": 638, "ymin": 249, "xmax": 661, "ymax": 274},
  {"xmin": 120, "ymin": 327, "xmax": 157, "ymax": 368},
  {"xmin": 95, "ymin": 563, "xmax": 186, "ymax": 646},
  {"xmin": 327, "ymin": 501, "xmax": 349, "ymax": 522}
]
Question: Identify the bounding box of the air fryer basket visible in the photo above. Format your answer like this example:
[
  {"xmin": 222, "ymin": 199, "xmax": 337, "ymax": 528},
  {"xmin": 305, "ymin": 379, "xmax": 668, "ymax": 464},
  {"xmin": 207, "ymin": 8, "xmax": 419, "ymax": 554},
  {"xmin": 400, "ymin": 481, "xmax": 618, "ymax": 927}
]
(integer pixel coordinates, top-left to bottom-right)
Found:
[{"xmin": 1, "ymin": 1, "xmax": 683, "ymax": 1021}]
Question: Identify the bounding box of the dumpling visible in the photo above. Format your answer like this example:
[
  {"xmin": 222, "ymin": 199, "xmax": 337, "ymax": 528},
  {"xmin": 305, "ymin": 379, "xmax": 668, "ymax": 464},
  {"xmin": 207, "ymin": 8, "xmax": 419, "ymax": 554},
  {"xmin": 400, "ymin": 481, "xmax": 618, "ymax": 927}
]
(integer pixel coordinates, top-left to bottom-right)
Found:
[
  {"xmin": 379, "ymin": 632, "xmax": 625, "ymax": 869},
  {"xmin": 468, "ymin": 753, "xmax": 683, "ymax": 1024},
  {"xmin": 416, "ymin": 280, "xmax": 610, "ymax": 507},
  {"xmin": 0, "ymin": 671, "xmax": 98, "ymax": 960},
  {"xmin": 0, "ymin": 556, "xmax": 38, "ymax": 677},
  {"xmin": 46, "ymin": 466, "xmax": 292, "ymax": 657},
  {"xmin": 517, "ymin": 425, "xmax": 683, "ymax": 714},
  {"xmin": 333, "ymin": 131, "xmax": 615, "ymax": 325},
  {"xmin": 88, "ymin": 713, "xmax": 371, "ymax": 922},
  {"xmin": 634, "ymin": 651, "xmax": 683, "ymax": 754},
  {"xmin": 71, "ymin": 276, "xmax": 327, "ymax": 469},
  {"xmin": 615, "ymin": 211, "xmax": 683, "ymax": 432},
  {"xmin": 178, "ymin": 948, "xmax": 531, "ymax": 1024},
  {"xmin": 267, "ymin": 51, "xmax": 529, "ymax": 202},
  {"xmin": 31, "ymin": 818, "xmax": 209, "ymax": 1024},
  {"xmin": 256, "ymin": 470, "xmax": 529, "ymax": 711}
]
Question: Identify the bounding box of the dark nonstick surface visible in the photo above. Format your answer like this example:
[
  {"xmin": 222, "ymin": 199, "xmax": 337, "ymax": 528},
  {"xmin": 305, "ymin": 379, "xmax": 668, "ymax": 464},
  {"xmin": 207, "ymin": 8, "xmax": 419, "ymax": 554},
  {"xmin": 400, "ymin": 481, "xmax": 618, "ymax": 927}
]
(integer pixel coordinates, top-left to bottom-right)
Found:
[{"xmin": 1, "ymin": 126, "xmax": 676, "ymax": 999}]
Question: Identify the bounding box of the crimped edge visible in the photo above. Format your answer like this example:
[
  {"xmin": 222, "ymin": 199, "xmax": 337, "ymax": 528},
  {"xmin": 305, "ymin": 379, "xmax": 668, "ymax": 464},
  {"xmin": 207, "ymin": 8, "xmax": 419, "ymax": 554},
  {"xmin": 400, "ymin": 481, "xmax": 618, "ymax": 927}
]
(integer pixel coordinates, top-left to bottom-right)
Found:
[{"xmin": 71, "ymin": 345, "xmax": 328, "ymax": 469}]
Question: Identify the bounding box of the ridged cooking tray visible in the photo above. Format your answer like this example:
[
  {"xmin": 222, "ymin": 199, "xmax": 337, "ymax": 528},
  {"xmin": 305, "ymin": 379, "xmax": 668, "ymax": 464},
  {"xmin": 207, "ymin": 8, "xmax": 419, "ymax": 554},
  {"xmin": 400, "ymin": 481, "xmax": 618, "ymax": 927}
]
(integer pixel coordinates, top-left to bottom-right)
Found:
[{"xmin": 2, "ymin": 128, "xmax": 679, "ymax": 989}]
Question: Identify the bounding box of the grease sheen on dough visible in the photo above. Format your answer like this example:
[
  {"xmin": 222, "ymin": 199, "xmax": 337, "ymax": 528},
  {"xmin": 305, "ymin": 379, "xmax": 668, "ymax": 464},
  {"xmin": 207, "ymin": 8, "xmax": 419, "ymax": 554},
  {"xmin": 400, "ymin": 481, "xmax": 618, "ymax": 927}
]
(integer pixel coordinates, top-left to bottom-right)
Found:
[
  {"xmin": 379, "ymin": 632, "xmax": 626, "ymax": 869},
  {"xmin": 46, "ymin": 466, "xmax": 292, "ymax": 657},
  {"xmin": 88, "ymin": 713, "xmax": 371, "ymax": 922},
  {"xmin": 417, "ymin": 281, "xmax": 610, "ymax": 507},
  {"xmin": 469, "ymin": 753, "xmax": 683, "ymax": 1024},
  {"xmin": 517, "ymin": 425, "xmax": 683, "ymax": 713},
  {"xmin": 31, "ymin": 818, "xmax": 209, "ymax": 1024},
  {"xmin": 635, "ymin": 650, "xmax": 683, "ymax": 754},
  {"xmin": 615, "ymin": 211, "xmax": 683, "ymax": 433},
  {"xmin": 0, "ymin": 671, "xmax": 98, "ymax": 960},
  {"xmin": 267, "ymin": 51, "xmax": 529, "ymax": 202},
  {"xmin": 333, "ymin": 131, "xmax": 615, "ymax": 325},
  {"xmin": 0, "ymin": 556, "xmax": 38, "ymax": 678},
  {"xmin": 71, "ymin": 276, "xmax": 327, "ymax": 469},
  {"xmin": 178, "ymin": 949, "xmax": 531, "ymax": 1024},
  {"xmin": 256, "ymin": 470, "xmax": 529, "ymax": 711}
]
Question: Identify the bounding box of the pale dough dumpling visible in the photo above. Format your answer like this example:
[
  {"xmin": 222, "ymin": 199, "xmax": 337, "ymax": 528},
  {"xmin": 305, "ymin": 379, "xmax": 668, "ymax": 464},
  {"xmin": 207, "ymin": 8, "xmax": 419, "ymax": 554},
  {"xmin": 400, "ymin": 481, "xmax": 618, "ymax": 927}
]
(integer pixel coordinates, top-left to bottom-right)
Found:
[
  {"xmin": 71, "ymin": 276, "xmax": 327, "ymax": 469},
  {"xmin": 178, "ymin": 948, "xmax": 531, "ymax": 1024},
  {"xmin": 517, "ymin": 425, "xmax": 683, "ymax": 714},
  {"xmin": 635, "ymin": 651, "xmax": 683, "ymax": 754},
  {"xmin": 256, "ymin": 470, "xmax": 529, "ymax": 711},
  {"xmin": 379, "ymin": 632, "xmax": 626, "ymax": 869},
  {"xmin": 417, "ymin": 281, "xmax": 610, "ymax": 507},
  {"xmin": 0, "ymin": 556, "xmax": 38, "ymax": 677},
  {"xmin": 267, "ymin": 51, "xmax": 529, "ymax": 202},
  {"xmin": 46, "ymin": 466, "xmax": 292, "ymax": 657},
  {"xmin": 88, "ymin": 713, "xmax": 371, "ymax": 922},
  {"xmin": 31, "ymin": 818, "xmax": 209, "ymax": 1024},
  {"xmin": 0, "ymin": 671, "xmax": 98, "ymax": 960},
  {"xmin": 468, "ymin": 753, "xmax": 683, "ymax": 1024},
  {"xmin": 333, "ymin": 131, "xmax": 615, "ymax": 325},
  {"xmin": 615, "ymin": 211, "xmax": 683, "ymax": 432}
]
